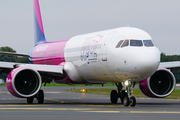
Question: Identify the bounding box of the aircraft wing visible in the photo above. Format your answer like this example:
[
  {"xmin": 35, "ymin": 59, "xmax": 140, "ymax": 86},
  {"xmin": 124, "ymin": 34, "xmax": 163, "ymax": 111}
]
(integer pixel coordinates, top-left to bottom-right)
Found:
[
  {"xmin": 0, "ymin": 61, "xmax": 64, "ymax": 83},
  {"xmin": 0, "ymin": 51, "xmax": 64, "ymax": 83},
  {"xmin": 160, "ymin": 61, "xmax": 180, "ymax": 71},
  {"xmin": 0, "ymin": 61, "xmax": 63, "ymax": 73},
  {"xmin": 0, "ymin": 52, "xmax": 29, "ymax": 57}
]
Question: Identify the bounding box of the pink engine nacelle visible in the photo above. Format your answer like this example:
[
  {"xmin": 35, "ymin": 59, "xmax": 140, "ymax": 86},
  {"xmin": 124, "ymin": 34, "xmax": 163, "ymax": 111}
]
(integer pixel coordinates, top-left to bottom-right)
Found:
[
  {"xmin": 6, "ymin": 66, "xmax": 42, "ymax": 98},
  {"xmin": 139, "ymin": 68, "xmax": 176, "ymax": 98}
]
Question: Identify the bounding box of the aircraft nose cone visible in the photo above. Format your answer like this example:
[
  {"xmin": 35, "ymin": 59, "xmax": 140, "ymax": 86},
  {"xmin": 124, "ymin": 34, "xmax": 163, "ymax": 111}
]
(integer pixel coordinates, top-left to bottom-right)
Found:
[{"xmin": 134, "ymin": 47, "xmax": 160, "ymax": 79}]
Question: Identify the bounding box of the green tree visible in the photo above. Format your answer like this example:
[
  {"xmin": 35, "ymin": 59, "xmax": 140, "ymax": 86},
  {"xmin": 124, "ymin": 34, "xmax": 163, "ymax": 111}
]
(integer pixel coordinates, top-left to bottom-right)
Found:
[
  {"xmin": 161, "ymin": 53, "xmax": 180, "ymax": 83},
  {"xmin": 0, "ymin": 46, "xmax": 17, "ymax": 62},
  {"xmin": 0, "ymin": 46, "xmax": 29, "ymax": 63},
  {"xmin": 0, "ymin": 46, "xmax": 16, "ymax": 52},
  {"xmin": 0, "ymin": 46, "xmax": 29, "ymax": 81},
  {"xmin": 16, "ymin": 56, "xmax": 29, "ymax": 63}
]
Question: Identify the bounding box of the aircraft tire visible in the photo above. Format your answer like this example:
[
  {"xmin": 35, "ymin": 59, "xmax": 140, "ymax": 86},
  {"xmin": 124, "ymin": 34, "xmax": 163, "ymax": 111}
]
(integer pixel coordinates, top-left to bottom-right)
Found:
[
  {"xmin": 130, "ymin": 96, "xmax": 136, "ymax": 107},
  {"xmin": 123, "ymin": 95, "xmax": 130, "ymax": 107},
  {"xmin": 120, "ymin": 90, "xmax": 127, "ymax": 104},
  {"xmin": 27, "ymin": 96, "xmax": 34, "ymax": 104},
  {"xmin": 37, "ymin": 90, "xmax": 44, "ymax": 104},
  {"xmin": 110, "ymin": 90, "xmax": 118, "ymax": 104}
]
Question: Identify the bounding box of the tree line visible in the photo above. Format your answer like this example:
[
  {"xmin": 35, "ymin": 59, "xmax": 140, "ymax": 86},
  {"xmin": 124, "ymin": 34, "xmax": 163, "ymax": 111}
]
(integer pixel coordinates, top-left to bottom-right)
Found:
[
  {"xmin": 0, "ymin": 47, "xmax": 180, "ymax": 83},
  {"xmin": 0, "ymin": 46, "xmax": 29, "ymax": 63},
  {"xmin": 161, "ymin": 53, "xmax": 180, "ymax": 83},
  {"xmin": 0, "ymin": 46, "xmax": 29, "ymax": 81}
]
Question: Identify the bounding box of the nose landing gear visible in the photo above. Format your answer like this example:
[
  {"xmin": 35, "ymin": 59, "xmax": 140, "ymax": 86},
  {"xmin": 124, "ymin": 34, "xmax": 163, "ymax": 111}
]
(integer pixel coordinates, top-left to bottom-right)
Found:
[{"xmin": 110, "ymin": 82, "xmax": 136, "ymax": 107}]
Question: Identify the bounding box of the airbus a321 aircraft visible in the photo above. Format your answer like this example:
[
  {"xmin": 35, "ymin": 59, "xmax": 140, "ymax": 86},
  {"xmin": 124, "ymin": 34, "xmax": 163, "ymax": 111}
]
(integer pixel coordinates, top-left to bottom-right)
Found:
[{"xmin": 0, "ymin": 0, "xmax": 178, "ymax": 107}]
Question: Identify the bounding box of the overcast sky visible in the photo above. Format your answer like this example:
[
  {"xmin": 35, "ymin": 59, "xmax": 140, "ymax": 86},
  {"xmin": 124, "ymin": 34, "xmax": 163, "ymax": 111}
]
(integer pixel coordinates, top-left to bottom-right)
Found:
[{"xmin": 0, "ymin": 0, "xmax": 180, "ymax": 55}]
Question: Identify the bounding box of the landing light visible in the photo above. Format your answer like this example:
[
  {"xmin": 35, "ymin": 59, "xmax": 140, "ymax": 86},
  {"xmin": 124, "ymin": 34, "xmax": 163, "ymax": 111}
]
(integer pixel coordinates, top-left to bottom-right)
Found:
[
  {"xmin": 81, "ymin": 89, "xmax": 86, "ymax": 93},
  {"xmin": 124, "ymin": 80, "xmax": 129, "ymax": 86}
]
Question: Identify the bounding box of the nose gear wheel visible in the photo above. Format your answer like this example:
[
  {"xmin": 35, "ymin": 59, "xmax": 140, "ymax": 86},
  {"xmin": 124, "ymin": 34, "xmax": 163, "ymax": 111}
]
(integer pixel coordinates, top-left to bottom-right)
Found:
[{"xmin": 110, "ymin": 82, "xmax": 136, "ymax": 107}]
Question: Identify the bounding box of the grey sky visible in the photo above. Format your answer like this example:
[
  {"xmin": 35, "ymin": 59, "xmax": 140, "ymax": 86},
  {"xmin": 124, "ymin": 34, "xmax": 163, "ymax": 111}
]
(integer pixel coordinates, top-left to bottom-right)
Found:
[{"xmin": 0, "ymin": 0, "xmax": 180, "ymax": 55}]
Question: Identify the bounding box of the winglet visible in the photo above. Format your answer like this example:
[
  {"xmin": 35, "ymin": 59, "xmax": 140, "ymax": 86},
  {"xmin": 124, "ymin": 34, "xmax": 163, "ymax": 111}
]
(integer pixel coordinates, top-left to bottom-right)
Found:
[{"xmin": 34, "ymin": 0, "xmax": 46, "ymax": 45}]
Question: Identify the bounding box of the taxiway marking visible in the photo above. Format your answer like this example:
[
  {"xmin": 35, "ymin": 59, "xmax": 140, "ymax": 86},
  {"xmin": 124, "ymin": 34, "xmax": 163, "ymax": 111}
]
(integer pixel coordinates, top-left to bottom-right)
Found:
[
  {"xmin": 0, "ymin": 91, "xmax": 10, "ymax": 94},
  {"xmin": 79, "ymin": 104, "xmax": 126, "ymax": 108},
  {"xmin": 0, "ymin": 107, "xmax": 179, "ymax": 114},
  {"xmin": 44, "ymin": 92, "xmax": 62, "ymax": 94},
  {"xmin": 79, "ymin": 111, "xmax": 180, "ymax": 114},
  {"xmin": 44, "ymin": 98, "xmax": 69, "ymax": 104},
  {"xmin": 0, "ymin": 108, "xmax": 96, "ymax": 111},
  {"xmin": 0, "ymin": 105, "xmax": 50, "ymax": 107}
]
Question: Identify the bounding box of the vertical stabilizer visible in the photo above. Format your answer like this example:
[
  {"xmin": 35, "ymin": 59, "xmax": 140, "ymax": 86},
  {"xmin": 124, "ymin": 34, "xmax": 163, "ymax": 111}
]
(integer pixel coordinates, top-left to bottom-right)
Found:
[{"xmin": 34, "ymin": 0, "xmax": 46, "ymax": 45}]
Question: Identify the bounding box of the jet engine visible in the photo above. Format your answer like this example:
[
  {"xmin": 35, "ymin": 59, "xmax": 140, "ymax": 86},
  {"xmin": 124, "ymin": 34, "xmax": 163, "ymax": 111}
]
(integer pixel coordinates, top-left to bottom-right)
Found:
[
  {"xmin": 6, "ymin": 67, "xmax": 42, "ymax": 98},
  {"xmin": 139, "ymin": 68, "xmax": 176, "ymax": 98}
]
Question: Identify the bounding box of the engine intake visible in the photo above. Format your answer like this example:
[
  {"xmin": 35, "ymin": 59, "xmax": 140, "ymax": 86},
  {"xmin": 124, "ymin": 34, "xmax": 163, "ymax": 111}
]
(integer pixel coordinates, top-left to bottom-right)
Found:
[
  {"xmin": 6, "ymin": 67, "xmax": 42, "ymax": 98},
  {"xmin": 139, "ymin": 68, "xmax": 176, "ymax": 98}
]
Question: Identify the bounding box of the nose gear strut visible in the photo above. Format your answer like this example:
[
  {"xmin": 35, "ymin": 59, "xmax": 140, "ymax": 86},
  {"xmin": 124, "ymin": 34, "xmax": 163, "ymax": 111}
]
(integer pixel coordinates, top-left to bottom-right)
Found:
[{"xmin": 110, "ymin": 82, "xmax": 136, "ymax": 107}]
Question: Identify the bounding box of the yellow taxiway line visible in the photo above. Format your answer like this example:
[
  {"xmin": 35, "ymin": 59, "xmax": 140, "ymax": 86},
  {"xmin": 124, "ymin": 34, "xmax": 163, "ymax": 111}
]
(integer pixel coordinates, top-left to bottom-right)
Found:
[
  {"xmin": 0, "ymin": 107, "xmax": 179, "ymax": 114},
  {"xmin": 79, "ymin": 111, "xmax": 180, "ymax": 114}
]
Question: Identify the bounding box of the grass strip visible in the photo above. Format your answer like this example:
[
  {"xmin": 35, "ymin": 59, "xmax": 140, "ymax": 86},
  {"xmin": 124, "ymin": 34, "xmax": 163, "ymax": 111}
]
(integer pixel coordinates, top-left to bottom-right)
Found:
[
  {"xmin": 67, "ymin": 88, "xmax": 180, "ymax": 99},
  {"xmin": 0, "ymin": 83, "xmax": 6, "ymax": 86},
  {"xmin": 0, "ymin": 83, "xmax": 115, "ymax": 87},
  {"xmin": 42, "ymin": 82, "xmax": 115, "ymax": 87}
]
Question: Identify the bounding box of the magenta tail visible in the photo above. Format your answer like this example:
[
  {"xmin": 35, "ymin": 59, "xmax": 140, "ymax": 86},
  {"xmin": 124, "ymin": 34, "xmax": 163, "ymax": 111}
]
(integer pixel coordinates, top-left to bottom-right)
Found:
[{"xmin": 33, "ymin": 0, "xmax": 46, "ymax": 45}]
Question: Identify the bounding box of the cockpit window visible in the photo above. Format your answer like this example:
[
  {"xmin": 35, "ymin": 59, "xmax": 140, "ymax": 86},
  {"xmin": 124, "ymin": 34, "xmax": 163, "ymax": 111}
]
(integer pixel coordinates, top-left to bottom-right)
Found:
[
  {"xmin": 116, "ymin": 40, "xmax": 124, "ymax": 48},
  {"xmin": 121, "ymin": 40, "xmax": 129, "ymax": 47},
  {"xmin": 143, "ymin": 40, "xmax": 154, "ymax": 47},
  {"xmin": 130, "ymin": 40, "xmax": 143, "ymax": 47}
]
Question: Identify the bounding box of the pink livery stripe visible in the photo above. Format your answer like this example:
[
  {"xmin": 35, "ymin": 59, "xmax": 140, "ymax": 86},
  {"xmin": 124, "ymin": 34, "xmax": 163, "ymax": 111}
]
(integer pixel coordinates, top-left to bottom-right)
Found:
[
  {"xmin": 32, "ymin": 40, "xmax": 68, "ymax": 65},
  {"xmin": 34, "ymin": 0, "xmax": 44, "ymax": 34}
]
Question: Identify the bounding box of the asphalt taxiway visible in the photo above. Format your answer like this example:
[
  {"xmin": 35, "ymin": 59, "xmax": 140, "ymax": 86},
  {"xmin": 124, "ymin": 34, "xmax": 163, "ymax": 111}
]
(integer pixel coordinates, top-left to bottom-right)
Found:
[{"xmin": 1, "ymin": 86, "xmax": 180, "ymax": 120}]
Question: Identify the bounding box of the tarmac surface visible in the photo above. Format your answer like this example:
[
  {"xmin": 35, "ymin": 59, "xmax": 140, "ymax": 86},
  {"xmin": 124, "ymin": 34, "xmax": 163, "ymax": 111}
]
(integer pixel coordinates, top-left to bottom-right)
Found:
[{"xmin": 1, "ymin": 86, "xmax": 180, "ymax": 120}]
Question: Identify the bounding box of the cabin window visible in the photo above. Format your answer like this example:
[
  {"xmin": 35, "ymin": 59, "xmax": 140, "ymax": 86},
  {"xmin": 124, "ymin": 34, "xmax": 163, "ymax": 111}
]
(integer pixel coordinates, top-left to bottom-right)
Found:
[
  {"xmin": 130, "ymin": 40, "xmax": 143, "ymax": 47},
  {"xmin": 143, "ymin": 40, "xmax": 154, "ymax": 47},
  {"xmin": 116, "ymin": 40, "xmax": 124, "ymax": 48},
  {"xmin": 121, "ymin": 40, "xmax": 129, "ymax": 47}
]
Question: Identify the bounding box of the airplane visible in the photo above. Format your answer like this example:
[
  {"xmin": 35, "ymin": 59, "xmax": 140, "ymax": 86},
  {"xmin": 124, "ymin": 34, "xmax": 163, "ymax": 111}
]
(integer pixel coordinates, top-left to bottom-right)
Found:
[{"xmin": 0, "ymin": 0, "xmax": 178, "ymax": 107}]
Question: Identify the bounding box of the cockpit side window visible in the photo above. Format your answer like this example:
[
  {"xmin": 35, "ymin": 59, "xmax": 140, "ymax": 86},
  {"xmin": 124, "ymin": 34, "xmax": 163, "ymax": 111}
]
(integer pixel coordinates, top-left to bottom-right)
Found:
[
  {"xmin": 116, "ymin": 40, "xmax": 124, "ymax": 48},
  {"xmin": 130, "ymin": 40, "xmax": 143, "ymax": 47},
  {"xmin": 143, "ymin": 40, "xmax": 154, "ymax": 47},
  {"xmin": 121, "ymin": 40, "xmax": 129, "ymax": 47}
]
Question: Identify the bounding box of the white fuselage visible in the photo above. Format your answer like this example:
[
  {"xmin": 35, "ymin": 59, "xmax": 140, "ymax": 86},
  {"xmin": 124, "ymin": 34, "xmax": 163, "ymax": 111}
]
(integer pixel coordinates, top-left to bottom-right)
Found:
[{"xmin": 64, "ymin": 27, "xmax": 160, "ymax": 83}]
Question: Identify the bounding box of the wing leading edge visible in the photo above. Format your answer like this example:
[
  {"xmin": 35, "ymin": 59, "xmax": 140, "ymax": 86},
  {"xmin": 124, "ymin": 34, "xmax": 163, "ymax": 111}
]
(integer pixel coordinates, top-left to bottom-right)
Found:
[
  {"xmin": 0, "ymin": 61, "xmax": 64, "ymax": 81},
  {"xmin": 0, "ymin": 52, "xmax": 29, "ymax": 57},
  {"xmin": 160, "ymin": 61, "xmax": 180, "ymax": 71}
]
